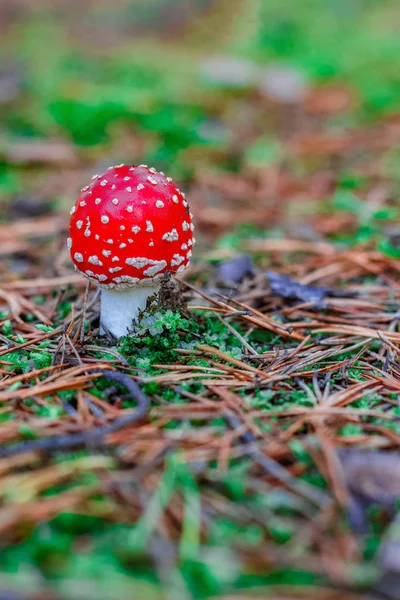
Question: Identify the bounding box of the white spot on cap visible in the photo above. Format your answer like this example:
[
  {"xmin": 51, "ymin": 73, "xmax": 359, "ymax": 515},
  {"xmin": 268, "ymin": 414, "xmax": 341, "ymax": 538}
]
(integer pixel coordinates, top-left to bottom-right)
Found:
[
  {"xmin": 100, "ymin": 180, "xmax": 108, "ymax": 186},
  {"xmin": 111, "ymin": 184, "xmax": 116, "ymax": 190},
  {"xmin": 131, "ymin": 225, "xmax": 141, "ymax": 234},
  {"xmin": 120, "ymin": 225, "xmax": 125, "ymax": 230},
  {"xmin": 126, "ymin": 186, "xmax": 132, "ymax": 192},
  {"xmin": 166, "ymin": 177, "xmax": 172, "ymax": 182},
  {"xmin": 137, "ymin": 183, "xmax": 145, "ymax": 191},
  {"xmin": 156, "ymin": 200, "xmax": 164, "ymax": 208},
  {"xmin": 80, "ymin": 201, "xmax": 86, "ymax": 207},
  {"xmin": 188, "ymin": 239, "xmax": 192, "ymax": 247},
  {"xmin": 109, "ymin": 267, "xmax": 123, "ymax": 273},
  {"xmin": 112, "ymin": 256, "xmax": 120, "ymax": 262},
  {"xmin": 182, "ymin": 221, "xmax": 189, "ymax": 231},
  {"xmin": 127, "ymin": 205, "xmax": 133, "ymax": 212},
  {"xmin": 98, "ymin": 274, "xmax": 108, "ymax": 282},
  {"xmin": 95, "ymin": 198, "xmax": 102, "ymax": 204},
  {"xmin": 149, "ymin": 241, "xmax": 154, "ymax": 246},
  {"xmin": 129, "ymin": 167, "xmax": 135, "ymax": 171},
  {"xmin": 162, "ymin": 228, "xmax": 179, "ymax": 242},
  {"xmin": 86, "ymin": 269, "xmax": 95, "ymax": 277},
  {"xmin": 172, "ymin": 195, "xmax": 179, "ymax": 203},
  {"xmin": 74, "ymin": 253, "xmax": 84, "ymax": 263},
  {"xmin": 91, "ymin": 174, "xmax": 99, "ymax": 180},
  {"xmin": 95, "ymin": 234, "xmax": 100, "ymax": 240},
  {"xmin": 67, "ymin": 237, "xmax": 72, "ymax": 249},
  {"xmin": 183, "ymin": 201, "xmax": 188, "ymax": 208},
  {"xmin": 81, "ymin": 185, "xmax": 89, "ymax": 192},
  {"xmin": 88, "ymin": 255, "xmax": 103, "ymax": 266},
  {"xmin": 102, "ymin": 250, "xmax": 112, "ymax": 257},
  {"xmin": 190, "ymin": 223, "xmax": 195, "ymax": 231},
  {"xmin": 171, "ymin": 254, "xmax": 184, "ymax": 266},
  {"xmin": 146, "ymin": 221, "xmax": 154, "ymax": 232},
  {"xmin": 192, "ymin": 237, "xmax": 196, "ymax": 244},
  {"xmin": 177, "ymin": 265, "xmax": 186, "ymax": 273},
  {"xmin": 70, "ymin": 206, "xmax": 76, "ymax": 215},
  {"xmin": 112, "ymin": 198, "xmax": 119, "ymax": 205},
  {"xmin": 120, "ymin": 243, "xmax": 127, "ymax": 249},
  {"xmin": 143, "ymin": 260, "xmax": 167, "ymax": 277},
  {"xmin": 149, "ymin": 167, "xmax": 157, "ymax": 173},
  {"xmin": 114, "ymin": 275, "xmax": 139, "ymax": 284},
  {"xmin": 84, "ymin": 229, "xmax": 91, "ymax": 237},
  {"xmin": 181, "ymin": 243, "xmax": 188, "ymax": 250},
  {"xmin": 186, "ymin": 250, "xmax": 192, "ymax": 258},
  {"xmin": 126, "ymin": 257, "xmax": 150, "ymax": 269},
  {"xmin": 76, "ymin": 220, "xmax": 83, "ymax": 229},
  {"xmin": 107, "ymin": 239, "xmax": 114, "ymax": 244},
  {"xmin": 124, "ymin": 176, "xmax": 130, "ymax": 181},
  {"xmin": 101, "ymin": 215, "xmax": 109, "ymax": 224}
]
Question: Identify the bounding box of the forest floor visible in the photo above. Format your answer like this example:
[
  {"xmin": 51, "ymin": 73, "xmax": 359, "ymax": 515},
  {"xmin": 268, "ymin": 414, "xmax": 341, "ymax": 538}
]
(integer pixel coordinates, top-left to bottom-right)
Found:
[{"xmin": 1, "ymin": 1, "xmax": 400, "ymax": 599}]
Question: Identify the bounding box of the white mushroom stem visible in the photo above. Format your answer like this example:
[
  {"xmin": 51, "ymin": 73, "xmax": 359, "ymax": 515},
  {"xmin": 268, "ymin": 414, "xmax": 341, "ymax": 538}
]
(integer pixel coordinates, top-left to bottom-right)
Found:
[{"xmin": 100, "ymin": 284, "xmax": 160, "ymax": 339}]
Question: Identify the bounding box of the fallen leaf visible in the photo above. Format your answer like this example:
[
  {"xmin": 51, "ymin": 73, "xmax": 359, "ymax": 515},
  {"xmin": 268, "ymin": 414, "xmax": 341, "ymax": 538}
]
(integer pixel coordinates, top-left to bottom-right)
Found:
[
  {"xmin": 267, "ymin": 271, "xmax": 330, "ymax": 306},
  {"xmin": 340, "ymin": 450, "xmax": 400, "ymax": 508},
  {"xmin": 305, "ymin": 84, "xmax": 355, "ymax": 115},
  {"xmin": 200, "ymin": 55, "xmax": 259, "ymax": 88},
  {"xmin": 289, "ymin": 132, "xmax": 351, "ymax": 157},
  {"xmin": 5, "ymin": 139, "xmax": 78, "ymax": 166},
  {"xmin": 217, "ymin": 255, "xmax": 255, "ymax": 285},
  {"xmin": 0, "ymin": 64, "xmax": 21, "ymax": 104},
  {"xmin": 10, "ymin": 196, "xmax": 53, "ymax": 219},
  {"xmin": 258, "ymin": 64, "xmax": 309, "ymax": 104}
]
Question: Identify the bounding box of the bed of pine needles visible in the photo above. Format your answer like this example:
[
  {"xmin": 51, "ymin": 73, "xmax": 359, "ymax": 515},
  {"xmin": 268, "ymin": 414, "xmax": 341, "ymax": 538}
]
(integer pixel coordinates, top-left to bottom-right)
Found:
[{"xmin": 2, "ymin": 182, "xmax": 400, "ymax": 599}]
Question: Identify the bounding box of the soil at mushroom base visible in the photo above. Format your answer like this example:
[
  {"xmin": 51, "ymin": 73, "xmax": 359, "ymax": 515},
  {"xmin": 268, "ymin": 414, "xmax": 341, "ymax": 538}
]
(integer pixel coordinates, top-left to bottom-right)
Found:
[{"xmin": 68, "ymin": 164, "xmax": 195, "ymax": 338}]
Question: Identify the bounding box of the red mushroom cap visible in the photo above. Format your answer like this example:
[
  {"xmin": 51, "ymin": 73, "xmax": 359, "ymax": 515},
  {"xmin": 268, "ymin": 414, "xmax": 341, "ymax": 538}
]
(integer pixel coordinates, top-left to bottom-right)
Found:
[{"xmin": 68, "ymin": 165, "xmax": 194, "ymax": 289}]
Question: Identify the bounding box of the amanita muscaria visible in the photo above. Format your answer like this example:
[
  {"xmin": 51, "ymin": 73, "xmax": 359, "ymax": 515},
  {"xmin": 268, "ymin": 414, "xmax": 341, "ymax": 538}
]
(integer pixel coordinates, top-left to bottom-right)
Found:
[{"xmin": 68, "ymin": 164, "xmax": 194, "ymax": 338}]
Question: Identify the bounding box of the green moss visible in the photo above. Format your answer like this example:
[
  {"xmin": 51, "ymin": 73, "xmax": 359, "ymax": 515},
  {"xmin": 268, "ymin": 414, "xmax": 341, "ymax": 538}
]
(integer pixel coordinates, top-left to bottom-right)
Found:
[{"xmin": 118, "ymin": 309, "xmax": 245, "ymax": 371}]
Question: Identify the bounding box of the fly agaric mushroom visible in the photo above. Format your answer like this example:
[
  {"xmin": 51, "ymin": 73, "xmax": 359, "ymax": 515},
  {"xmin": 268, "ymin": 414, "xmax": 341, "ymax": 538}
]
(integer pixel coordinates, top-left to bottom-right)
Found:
[{"xmin": 68, "ymin": 164, "xmax": 194, "ymax": 338}]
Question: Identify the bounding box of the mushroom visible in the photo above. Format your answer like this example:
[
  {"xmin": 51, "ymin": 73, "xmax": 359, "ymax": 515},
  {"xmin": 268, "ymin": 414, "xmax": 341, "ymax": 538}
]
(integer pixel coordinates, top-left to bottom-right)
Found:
[{"xmin": 68, "ymin": 164, "xmax": 194, "ymax": 339}]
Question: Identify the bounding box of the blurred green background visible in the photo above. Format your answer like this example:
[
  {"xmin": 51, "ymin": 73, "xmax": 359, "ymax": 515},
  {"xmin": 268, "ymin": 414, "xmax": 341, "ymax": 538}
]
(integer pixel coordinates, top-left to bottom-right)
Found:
[{"xmin": 1, "ymin": 0, "xmax": 399, "ymax": 196}]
